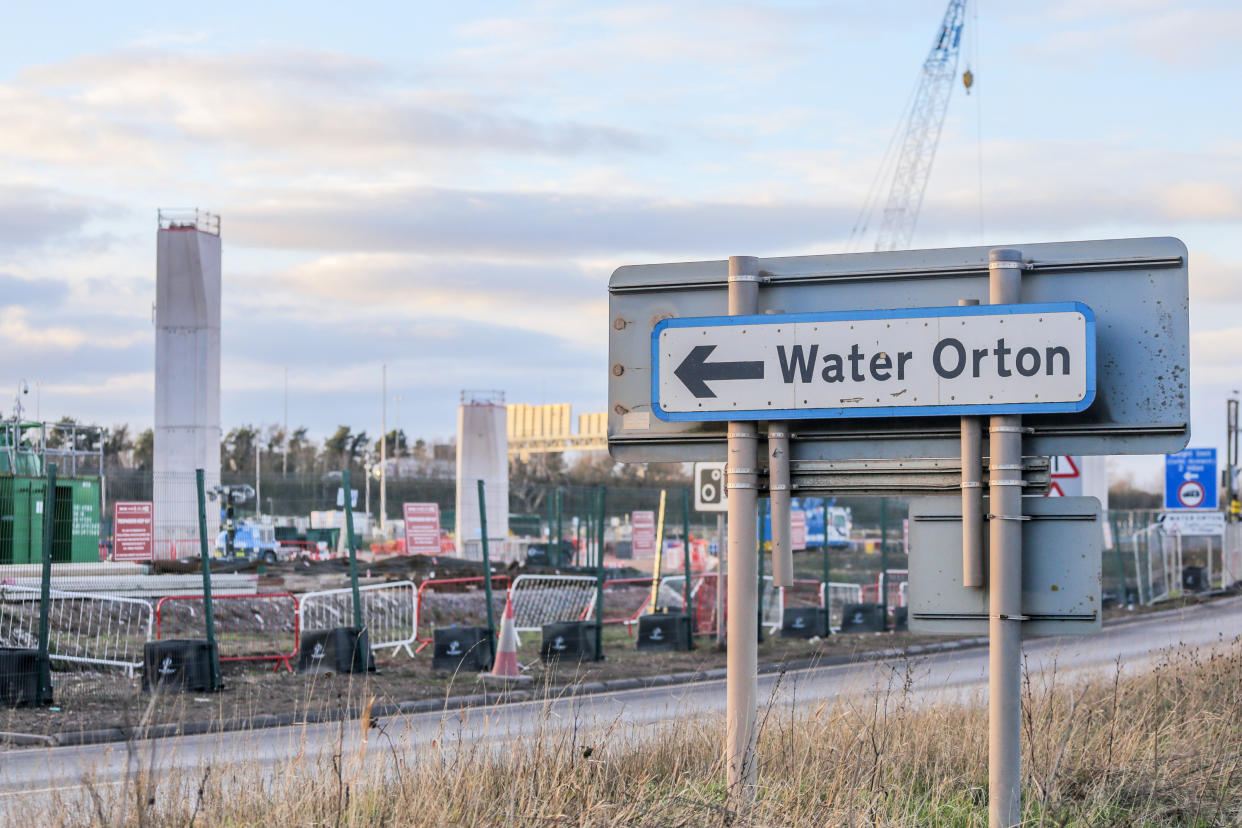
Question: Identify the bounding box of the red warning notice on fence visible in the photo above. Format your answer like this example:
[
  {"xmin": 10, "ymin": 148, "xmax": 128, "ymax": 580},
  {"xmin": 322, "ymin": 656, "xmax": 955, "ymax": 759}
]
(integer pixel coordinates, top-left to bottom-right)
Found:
[
  {"xmin": 632, "ymin": 510, "xmax": 656, "ymax": 557},
  {"xmin": 113, "ymin": 501, "xmax": 153, "ymax": 561},
  {"xmin": 791, "ymin": 510, "xmax": 807, "ymax": 551},
  {"xmin": 403, "ymin": 503, "xmax": 442, "ymax": 556}
]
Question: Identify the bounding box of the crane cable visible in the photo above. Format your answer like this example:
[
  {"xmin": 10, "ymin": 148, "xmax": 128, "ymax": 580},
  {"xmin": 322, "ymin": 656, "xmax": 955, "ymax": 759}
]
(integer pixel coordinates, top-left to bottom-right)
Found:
[{"xmin": 970, "ymin": 0, "xmax": 984, "ymax": 242}]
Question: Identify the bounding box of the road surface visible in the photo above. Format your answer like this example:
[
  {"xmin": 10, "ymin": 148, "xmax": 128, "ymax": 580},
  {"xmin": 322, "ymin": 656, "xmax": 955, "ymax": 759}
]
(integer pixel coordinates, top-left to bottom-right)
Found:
[{"xmin": 2, "ymin": 597, "xmax": 1238, "ymax": 816}]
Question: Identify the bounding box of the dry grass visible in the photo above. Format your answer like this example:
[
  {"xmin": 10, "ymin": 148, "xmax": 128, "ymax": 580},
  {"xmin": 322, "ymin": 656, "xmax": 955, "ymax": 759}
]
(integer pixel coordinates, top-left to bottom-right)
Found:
[{"xmin": 21, "ymin": 637, "xmax": 1242, "ymax": 827}]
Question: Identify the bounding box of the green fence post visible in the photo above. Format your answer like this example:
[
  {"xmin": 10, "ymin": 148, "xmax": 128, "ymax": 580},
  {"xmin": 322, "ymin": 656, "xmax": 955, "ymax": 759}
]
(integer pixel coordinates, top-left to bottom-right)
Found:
[
  {"xmin": 879, "ymin": 497, "xmax": 889, "ymax": 629},
  {"xmin": 757, "ymin": 501, "xmax": 766, "ymax": 644},
  {"xmin": 477, "ymin": 479, "xmax": 496, "ymax": 664},
  {"xmin": 342, "ymin": 468, "xmax": 364, "ymax": 632},
  {"xmin": 594, "ymin": 486, "xmax": 606, "ymax": 661},
  {"xmin": 195, "ymin": 469, "xmax": 221, "ymax": 691},
  {"xmin": 35, "ymin": 463, "xmax": 56, "ymax": 704},
  {"xmin": 554, "ymin": 488, "xmax": 563, "ymax": 569},
  {"xmin": 682, "ymin": 488, "xmax": 694, "ymax": 647}
]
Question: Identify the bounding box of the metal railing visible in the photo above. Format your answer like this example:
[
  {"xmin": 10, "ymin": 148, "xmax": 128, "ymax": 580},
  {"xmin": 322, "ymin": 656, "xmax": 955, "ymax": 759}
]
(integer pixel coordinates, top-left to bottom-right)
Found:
[
  {"xmin": 413, "ymin": 576, "xmax": 509, "ymax": 652},
  {"xmin": 157, "ymin": 593, "xmax": 299, "ymax": 672},
  {"xmin": 508, "ymin": 574, "xmax": 597, "ymax": 633},
  {"xmin": 0, "ymin": 584, "xmax": 152, "ymax": 676},
  {"xmin": 300, "ymin": 581, "xmax": 418, "ymax": 658}
]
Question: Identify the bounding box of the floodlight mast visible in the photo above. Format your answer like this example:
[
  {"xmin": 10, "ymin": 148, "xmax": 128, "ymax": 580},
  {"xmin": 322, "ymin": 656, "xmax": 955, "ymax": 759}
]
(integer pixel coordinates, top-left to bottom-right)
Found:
[{"xmin": 874, "ymin": 0, "xmax": 968, "ymax": 251}]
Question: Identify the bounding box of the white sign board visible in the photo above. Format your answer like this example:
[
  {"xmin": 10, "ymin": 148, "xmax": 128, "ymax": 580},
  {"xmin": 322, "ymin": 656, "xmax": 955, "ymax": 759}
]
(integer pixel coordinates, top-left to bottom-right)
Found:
[
  {"xmin": 693, "ymin": 461, "xmax": 728, "ymax": 512},
  {"xmin": 653, "ymin": 304, "xmax": 1094, "ymax": 421},
  {"xmin": 1159, "ymin": 511, "xmax": 1225, "ymax": 537}
]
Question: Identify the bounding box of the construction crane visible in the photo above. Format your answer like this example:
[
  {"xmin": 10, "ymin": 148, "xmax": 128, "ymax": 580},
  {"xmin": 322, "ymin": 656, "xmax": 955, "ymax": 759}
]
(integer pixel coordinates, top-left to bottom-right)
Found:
[{"xmin": 851, "ymin": 0, "xmax": 972, "ymax": 252}]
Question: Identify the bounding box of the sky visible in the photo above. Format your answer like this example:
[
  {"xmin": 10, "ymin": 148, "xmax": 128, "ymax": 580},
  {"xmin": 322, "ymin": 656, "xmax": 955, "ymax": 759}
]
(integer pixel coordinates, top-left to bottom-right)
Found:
[{"xmin": 1, "ymin": 0, "xmax": 1239, "ymax": 491}]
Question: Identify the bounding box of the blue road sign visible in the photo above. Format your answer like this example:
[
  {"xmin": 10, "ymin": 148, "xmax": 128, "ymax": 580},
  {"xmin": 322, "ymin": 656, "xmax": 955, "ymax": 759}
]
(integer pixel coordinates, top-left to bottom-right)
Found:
[{"xmin": 1165, "ymin": 448, "xmax": 1218, "ymax": 510}]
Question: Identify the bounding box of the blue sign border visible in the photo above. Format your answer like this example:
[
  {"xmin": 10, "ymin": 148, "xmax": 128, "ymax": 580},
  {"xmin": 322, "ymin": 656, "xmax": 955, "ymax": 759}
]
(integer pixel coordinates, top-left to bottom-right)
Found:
[{"xmin": 651, "ymin": 302, "xmax": 1097, "ymax": 422}]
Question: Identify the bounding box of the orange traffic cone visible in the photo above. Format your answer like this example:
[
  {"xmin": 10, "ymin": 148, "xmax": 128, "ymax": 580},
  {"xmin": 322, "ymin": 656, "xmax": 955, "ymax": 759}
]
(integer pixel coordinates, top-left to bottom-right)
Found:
[{"xmin": 490, "ymin": 595, "xmax": 522, "ymax": 679}]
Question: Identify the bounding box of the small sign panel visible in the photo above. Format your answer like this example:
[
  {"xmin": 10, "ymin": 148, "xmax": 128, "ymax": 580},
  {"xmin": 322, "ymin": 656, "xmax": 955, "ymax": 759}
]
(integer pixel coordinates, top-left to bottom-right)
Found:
[
  {"xmin": 402, "ymin": 503, "xmax": 442, "ymax": 556},
  {"xmin": 1164, "ymin": 448, "xmax": 1218, "ymax": 510},
  {"xmin": 336, "ymin": 488, "xmax": 359, "ymax": 508},
  {"xmin": 693, "ymin": 462, "xmax": 728, "ymax": 512},
  {"xmin": 113, "ymin": 501, "xmax": 154, "ymax": 562},
  {"xmin": 790, "ymin": 510, "xmax": 807, "ymax": 551},
  {"xmin": 652, "ymin": 303, "xmax": 1095, "ymax": 421},
  {"xmin": 1159, "ymin": 511, "xmax": 1225, "ymax": 537},
  {"xmin": 632, "ymin": 510, "xmax": 656, "ymax": 557},
  {"xmin": 907, "ymin": 496, "xmax": 1103, "ymax": 636}
]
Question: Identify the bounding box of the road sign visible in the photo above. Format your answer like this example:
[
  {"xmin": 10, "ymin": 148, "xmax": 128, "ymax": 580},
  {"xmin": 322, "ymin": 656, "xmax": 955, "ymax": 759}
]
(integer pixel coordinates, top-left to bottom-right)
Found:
[
  {"xmin": 653, "ymin": 304, "xmax": 1094, "ymax": 421},
  {"xmin": 1047, "ymin": 455, "xmax": 1082, "ymax": 497},
  {"xmin": 609, "ymin": 237, "xmax": 1189, "ymax": 463},
  {"xmin": 112, "ymin": 501, "xmax": 153, "ymax": 562},
  {"xmin": 1165, "ymin": 448, "xmax": 1218, "ymax": 510},
  {"xmin": 693, "ymin": 462, "xmax": 728, "ymax": 512},
  {"xmin": 632, "ymin": 510, "xmax": 656, "ymax": 557},
  {"xmin": 907, "ymin": 496, "xmax": 1102, "ymax": 636},
  {"xmin": 336, "ymin": 487, "xmax": 359, "ymax": 508},
  {"xmin": 1159, "ymin": 511, "xmax": 1225, "ymax": 537},
  {"xmin": 402, "ymin": 503, "xmax": 441, "ymax": 556}
]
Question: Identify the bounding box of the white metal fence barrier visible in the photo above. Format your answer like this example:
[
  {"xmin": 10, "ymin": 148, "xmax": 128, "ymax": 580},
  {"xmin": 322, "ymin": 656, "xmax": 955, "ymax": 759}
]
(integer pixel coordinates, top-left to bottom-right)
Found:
[
  {"xmin": 299, "ymin": 580, "xmax": 418, "ymax": 658},
  {"xmin": 509, "ymin": 574, "xmax": 597, "ymax": 633},
  {"xmin": 0, "ymin": 585, "xmax": 153, "ymax": 676},
  {"xmin": 821, "ymin": 582, "xmax": 865, "ymax": 632}
]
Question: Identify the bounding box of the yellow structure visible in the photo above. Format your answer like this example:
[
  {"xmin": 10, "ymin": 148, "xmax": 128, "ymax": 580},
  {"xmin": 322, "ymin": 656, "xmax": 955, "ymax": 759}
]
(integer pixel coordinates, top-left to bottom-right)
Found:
[{"xmin": 506, "ymin": 403, "xmax": 607, "ymax": 458}]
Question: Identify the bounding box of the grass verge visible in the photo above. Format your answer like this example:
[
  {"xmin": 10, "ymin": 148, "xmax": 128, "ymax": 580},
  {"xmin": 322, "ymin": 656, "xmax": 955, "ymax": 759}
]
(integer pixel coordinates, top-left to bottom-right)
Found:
[{"xmin": 18, "ymin": 634, "xmax": 1242, "ymax": 826}]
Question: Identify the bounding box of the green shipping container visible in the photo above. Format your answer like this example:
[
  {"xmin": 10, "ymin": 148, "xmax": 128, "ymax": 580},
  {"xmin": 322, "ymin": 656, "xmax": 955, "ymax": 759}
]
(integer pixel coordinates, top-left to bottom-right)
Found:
[{"xmin": 0, "ymin": 475, "xmax": 99, "ymax": 565}]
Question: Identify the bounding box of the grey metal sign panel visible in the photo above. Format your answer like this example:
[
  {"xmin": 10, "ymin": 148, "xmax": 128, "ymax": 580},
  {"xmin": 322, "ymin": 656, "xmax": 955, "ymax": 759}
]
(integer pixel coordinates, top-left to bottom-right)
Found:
[
  {"xmin": 608, "ymin": 237, "xmax": 1188, "ymax": 462},
  {"xmin": 906, "ymin": 496, "xmax": 1103, "ymax": 636}
]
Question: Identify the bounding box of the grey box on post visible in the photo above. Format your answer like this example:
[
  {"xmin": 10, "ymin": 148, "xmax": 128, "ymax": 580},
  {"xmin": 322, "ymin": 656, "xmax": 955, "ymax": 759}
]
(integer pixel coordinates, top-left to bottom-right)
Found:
[{"xmin": 907, "ymin": 496, "xmax": 1103, "ymax": 636}]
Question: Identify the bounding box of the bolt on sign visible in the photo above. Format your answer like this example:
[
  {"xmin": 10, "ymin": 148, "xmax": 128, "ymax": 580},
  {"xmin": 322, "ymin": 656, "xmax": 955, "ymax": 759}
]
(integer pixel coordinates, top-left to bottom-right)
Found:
[
  {"xmin": 112, "ymin": 501, "xmax": 154, "ymax": 562},
  {"xmin": 402, "ymin": 503, "xmax": 441, "ymax": 556},
  {"xmin": 653, "ymin": 304, "xmax": 1094, "ymax": 420}
]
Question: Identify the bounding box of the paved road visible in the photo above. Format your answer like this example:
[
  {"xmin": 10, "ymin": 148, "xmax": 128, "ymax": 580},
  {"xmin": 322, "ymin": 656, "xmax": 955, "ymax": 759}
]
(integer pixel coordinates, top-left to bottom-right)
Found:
[{"xmin": 2, "ymin": 597, "xmax": 1239, "ymax": 813}]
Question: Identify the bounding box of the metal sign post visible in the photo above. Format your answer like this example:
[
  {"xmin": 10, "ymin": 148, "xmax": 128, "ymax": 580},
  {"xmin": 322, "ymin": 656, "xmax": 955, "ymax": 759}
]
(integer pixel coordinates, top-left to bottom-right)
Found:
[
  {"xmin": 725, "ymin": 255, "xmax": 760, "ymax": 802},
  {"xmin": 987, "ymin": 248, "xmax": 1025, "ymax": 828}
]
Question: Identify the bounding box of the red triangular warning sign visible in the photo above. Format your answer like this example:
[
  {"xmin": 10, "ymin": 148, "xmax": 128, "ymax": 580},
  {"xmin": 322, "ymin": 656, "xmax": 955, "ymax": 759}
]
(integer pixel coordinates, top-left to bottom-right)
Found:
[
  {"xmin": 1046, "ymin": 481, "xmax": 1067, "ymax": 497},
  {"xmin": 1050, "ymin": 456, "xmax": 1080, "ymax": 479}
]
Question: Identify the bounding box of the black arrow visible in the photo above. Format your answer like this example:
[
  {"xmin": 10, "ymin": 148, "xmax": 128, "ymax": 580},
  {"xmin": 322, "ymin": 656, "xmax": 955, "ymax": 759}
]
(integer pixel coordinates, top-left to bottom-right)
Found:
[{"xmin": 674, "ymin": 345, "xmax": 765, "ymax": 398}]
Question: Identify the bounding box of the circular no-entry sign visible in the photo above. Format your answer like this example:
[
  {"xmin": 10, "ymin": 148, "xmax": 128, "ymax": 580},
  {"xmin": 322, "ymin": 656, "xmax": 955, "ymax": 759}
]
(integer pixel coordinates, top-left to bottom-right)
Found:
[{"xmin": 1177, "ymin": 480, "xmax": 1206, "ymax": 508}]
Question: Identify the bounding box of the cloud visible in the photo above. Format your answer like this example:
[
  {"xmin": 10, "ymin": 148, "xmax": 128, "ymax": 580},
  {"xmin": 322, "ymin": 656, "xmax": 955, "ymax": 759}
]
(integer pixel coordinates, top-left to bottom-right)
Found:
[
  {"xmin": 0, "ymin": 272, "xmax": 68, "ymax": 306},
  {"xmin": 225, "ymin": 187, "xmax": 854, "ymax": 258},
  {"xmin": 0, "ymin": 48, "xmax": 655, "ymax": 173},
  {"xmin": 0, "ymin": 187, "xmax": 96, "ymax": 252}
]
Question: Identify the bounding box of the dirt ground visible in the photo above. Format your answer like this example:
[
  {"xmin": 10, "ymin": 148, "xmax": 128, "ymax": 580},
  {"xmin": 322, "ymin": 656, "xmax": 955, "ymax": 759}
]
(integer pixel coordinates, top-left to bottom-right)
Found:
[
  {"xmin": 1, "ymin": 624, "xmax": 945, "ymax": 741},
  {"xmin": 1, "ymin": 551, "xmax": 1220, "ymax": 744}
]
